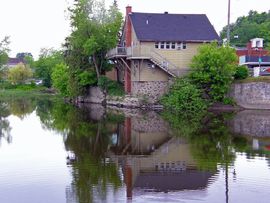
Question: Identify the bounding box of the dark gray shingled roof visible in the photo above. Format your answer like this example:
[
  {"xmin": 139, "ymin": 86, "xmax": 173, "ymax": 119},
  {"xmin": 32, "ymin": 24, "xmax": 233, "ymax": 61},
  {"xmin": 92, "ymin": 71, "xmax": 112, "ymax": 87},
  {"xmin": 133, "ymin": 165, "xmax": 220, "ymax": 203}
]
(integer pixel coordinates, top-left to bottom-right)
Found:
[{"xmin": 129, "ymin": 12, "xmax": 220, "ymax": 42}]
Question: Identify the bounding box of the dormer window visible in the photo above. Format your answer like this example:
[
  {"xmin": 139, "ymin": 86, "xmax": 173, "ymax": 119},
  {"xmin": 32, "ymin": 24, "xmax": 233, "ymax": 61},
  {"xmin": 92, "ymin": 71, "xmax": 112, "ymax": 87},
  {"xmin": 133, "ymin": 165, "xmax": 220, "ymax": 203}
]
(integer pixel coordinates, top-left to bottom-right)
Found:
[{"xmin": 251, "ymin": 38, "xmax": 264, "ymax": 48}]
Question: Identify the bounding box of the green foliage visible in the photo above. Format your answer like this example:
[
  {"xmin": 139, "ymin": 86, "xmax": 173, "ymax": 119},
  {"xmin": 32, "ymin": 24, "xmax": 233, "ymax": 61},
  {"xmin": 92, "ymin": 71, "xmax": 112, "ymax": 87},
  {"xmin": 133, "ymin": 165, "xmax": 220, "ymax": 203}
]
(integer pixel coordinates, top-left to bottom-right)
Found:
[
  {"xmin": 52, "ymin": 63, "xmax": 70, "ymax": 96},
  {"xmin": 64, "ymin": 0, "xmax": 123, "ymax": 97},
  {"xmin": 222, "ymin": 97, "xmax": 236, "ymax": 105},
  {"xmin": 162, "ymin": 111, "xmax": 204, "ymax": 137},
  {"xmin": 190, "ymin": 42, "xmax": 238, "ymax": 102},
  {"xmin": 0, "ymin": 36, "xmax": 10, "ymax": 65},
  {"xmin": 8, "ymin": 63, "xmax": 33, "ymax": 85},
  {"xmin": 34, "ymin": 48, "xmax": 64, "ymax": 87},
  {"xmin": 78, "ymin": 70, "xmax": 97, "ymax": 86},
  {"xmin": 161, "ymin": 78, "xmax": 207, "ymax": 113},
  {"xmin": 16, "ymin": 52, "xmax": 33, "ymax": 60},
  {"xmin": 0, "ymin": 36, "xmax": 10, "ymax": 81},
  {"xmin": 98, "ymin": 76, "xmax": 124, "ymax": 96},
  {"xmin": 234, "ymin": 65, "xmax": 249, "ymax": 79},
  {"xmin": 220, "ymin": 10, "xmax": 270, "ymax": 48}
]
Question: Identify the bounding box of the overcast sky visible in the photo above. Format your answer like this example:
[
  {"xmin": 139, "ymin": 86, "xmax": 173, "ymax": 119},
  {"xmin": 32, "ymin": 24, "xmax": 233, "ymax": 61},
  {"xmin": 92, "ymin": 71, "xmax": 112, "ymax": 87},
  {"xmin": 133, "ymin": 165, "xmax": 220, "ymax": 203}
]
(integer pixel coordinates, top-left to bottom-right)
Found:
[{"xmin": 0, "ymin": 0, "xmax": 269, "ymax": 59}]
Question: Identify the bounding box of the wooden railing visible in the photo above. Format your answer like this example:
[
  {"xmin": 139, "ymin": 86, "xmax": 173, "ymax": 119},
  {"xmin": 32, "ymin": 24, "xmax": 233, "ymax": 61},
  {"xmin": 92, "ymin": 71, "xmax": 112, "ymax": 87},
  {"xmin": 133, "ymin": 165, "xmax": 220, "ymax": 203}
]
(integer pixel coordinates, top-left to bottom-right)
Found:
[
  {"xmin": 107, "ymin": 47, "xmax": 126, "ymax": 58},
  {"xmin": 107, "ymin": 45, "xmax": 181, "ymax": 77}
]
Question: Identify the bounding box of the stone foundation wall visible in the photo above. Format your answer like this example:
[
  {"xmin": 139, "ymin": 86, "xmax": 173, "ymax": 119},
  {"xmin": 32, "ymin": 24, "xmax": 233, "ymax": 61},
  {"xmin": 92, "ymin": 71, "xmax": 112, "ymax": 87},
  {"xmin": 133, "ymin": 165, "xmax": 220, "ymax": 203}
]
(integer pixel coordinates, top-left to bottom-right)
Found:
[
  {"xmin": 132, "ymin": 111, "xmax": 169, "ymax": 133},
  {"xmin": 230, "ymin": 82, "xmax": 270, "ymax": 109},
  {"xmin": 78, "ymin": 87, "xmax": 105, "ymax": 104},
  {"xmin": 132, "ymin": 81, "xmax": 169, "ymax": 103}
]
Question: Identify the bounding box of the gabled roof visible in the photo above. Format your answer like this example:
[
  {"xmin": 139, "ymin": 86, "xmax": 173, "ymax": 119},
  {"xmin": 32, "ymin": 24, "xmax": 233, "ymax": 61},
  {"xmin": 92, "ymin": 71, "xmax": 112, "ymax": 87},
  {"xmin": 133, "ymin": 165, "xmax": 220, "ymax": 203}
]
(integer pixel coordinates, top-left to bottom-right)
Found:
[{"xmin": 129, "ymin": 12, "xmax": 220, "ymax": 42}]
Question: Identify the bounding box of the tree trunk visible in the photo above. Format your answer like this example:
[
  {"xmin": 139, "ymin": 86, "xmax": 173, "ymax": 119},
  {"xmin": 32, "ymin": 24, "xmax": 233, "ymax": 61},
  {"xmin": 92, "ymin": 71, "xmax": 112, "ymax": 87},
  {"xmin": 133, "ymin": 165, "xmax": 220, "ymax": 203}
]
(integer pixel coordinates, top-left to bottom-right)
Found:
[{"xmin": 92, "ymin": 54, "xmax": 100, "ymax": 80}]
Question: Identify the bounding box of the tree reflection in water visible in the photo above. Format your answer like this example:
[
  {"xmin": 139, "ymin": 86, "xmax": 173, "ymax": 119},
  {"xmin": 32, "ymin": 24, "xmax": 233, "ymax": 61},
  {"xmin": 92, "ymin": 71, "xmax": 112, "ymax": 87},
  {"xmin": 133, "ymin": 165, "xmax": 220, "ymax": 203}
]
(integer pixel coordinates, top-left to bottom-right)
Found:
[
  {"xmin": 2, "ymin": 95, "xmax": 267, "ymax": 202},
  {"xmin": 37, "ymin": 101, "xmax": 123, "ymax": 203},
  {"xmin": 0, "ymin": 102, "xmax": 11, "ymax": 144},
  {"xmin": 0, "ymin": 97, "xmax": 38, "ymax": 144},
  {"xmin": 163, "ymin": 111, "xmax": 250, "ymax": 171}
]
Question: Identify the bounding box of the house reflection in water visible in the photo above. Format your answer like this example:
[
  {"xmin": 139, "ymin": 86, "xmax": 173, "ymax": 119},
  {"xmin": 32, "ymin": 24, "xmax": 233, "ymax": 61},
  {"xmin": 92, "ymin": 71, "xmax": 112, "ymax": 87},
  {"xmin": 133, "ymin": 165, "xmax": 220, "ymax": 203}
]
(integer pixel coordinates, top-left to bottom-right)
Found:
[{"xmin": 108, "ymin": 110, "xmax": 213, "ymax": 199}]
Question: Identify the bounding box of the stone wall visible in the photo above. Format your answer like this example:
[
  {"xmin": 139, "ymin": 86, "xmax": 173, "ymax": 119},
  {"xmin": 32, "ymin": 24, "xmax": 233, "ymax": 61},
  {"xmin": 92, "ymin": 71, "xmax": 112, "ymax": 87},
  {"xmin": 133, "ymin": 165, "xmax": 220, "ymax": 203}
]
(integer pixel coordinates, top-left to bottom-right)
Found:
[
  {"xmin": 229, "ymin": 110, "xmax": 270, "ymax": 137},
  {"xmin": 132, "ymin": 81, "xmax": 169, "ymax": 103},
  {"xmin": 78, "ymin": 87, "xmax": 106, "ymax": 104},
  {"xmin": 230, "ymin": 82, "xmax": 270, "ymax": 109},
  {"xmin": 132, "ymin": 111, "xmax": 169, "ymax": 133}
]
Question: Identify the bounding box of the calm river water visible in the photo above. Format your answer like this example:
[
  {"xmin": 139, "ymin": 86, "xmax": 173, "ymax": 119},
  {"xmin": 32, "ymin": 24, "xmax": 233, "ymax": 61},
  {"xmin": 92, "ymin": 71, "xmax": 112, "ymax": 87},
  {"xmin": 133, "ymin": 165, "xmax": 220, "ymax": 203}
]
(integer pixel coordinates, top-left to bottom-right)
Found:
[{"xmin": 0, "ymin": 96, "xmax": 269, "ymax": 203}]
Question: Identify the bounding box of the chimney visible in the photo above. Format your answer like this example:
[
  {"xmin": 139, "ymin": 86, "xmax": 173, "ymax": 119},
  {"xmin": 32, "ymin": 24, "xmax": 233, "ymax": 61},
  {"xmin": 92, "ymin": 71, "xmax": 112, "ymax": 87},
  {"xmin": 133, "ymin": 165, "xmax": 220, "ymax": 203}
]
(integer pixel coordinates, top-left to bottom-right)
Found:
[
  {"xmin": 125, "ymin": 6, "xmax": 132, "ymax": 47},
  {"xmin": 126, "ymin": 6, "xmax": 132, "ymax": 16}
]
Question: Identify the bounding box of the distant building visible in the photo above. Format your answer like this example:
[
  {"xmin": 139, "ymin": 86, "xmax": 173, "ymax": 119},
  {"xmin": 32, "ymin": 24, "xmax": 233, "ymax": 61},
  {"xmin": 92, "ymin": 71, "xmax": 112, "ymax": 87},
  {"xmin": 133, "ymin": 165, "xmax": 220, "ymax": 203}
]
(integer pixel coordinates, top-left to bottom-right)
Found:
[
  {"xmin": 6, "ymin": 57, "xmax": 25, "ymax": 68},
  {"xmin": 236, "ymin": 38, "xmax": 270, "ymax": 76}
]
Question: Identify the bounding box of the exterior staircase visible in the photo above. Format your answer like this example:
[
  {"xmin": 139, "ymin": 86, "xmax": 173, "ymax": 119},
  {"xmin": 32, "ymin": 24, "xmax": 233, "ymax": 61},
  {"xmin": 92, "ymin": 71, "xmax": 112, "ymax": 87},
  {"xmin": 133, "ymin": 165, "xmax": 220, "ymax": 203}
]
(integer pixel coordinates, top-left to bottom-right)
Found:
[
  {"xmin": 150, "ymin": 50, "xmax": 178, "ymax": 77},
  {"xmin": 107, "ymin": 47, "xmax": 182, "ymax": 77}
]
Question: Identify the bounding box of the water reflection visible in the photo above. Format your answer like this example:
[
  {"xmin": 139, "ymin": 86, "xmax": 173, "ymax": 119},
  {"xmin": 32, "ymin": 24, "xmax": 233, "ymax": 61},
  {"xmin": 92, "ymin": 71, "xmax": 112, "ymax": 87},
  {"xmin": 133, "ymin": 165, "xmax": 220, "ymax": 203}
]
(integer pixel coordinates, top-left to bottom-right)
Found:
[
  {"xmin": 35, "ymin": 101, "xmax": 123, "ymax": 202},
  {"xmin": 0, "ymin": 102, "xmax": 11, "ymax": 144},
  {"xmin": 0, "ymin": 97, "xmax": 270, "ymax": 202}
]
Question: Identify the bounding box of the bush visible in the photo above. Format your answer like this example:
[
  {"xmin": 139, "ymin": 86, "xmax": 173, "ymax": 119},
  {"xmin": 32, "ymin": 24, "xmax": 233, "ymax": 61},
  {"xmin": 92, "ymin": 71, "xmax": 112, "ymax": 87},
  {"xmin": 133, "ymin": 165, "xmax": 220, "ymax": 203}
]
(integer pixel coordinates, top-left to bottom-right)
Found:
[
  {"xmin": 98, "ymin": 76, "xmax": 124, "ymax": 96},
  {"xmin": 234, "ymin": 65, "xmax": 249, "ymax": 79},
  {"xmin": 161, "ymin": 78, "xmax": 207, "ymax": 113},
  {"xmin": 222, "ymin": 97, "xmax": 236, "ymax": 105},
  {"xmin": 190, "ymin": 43, "xmax": 238, "ymax": 102},
  {"xmin": 52, "ymin": 63, "xmax": 70, "ymax": 96}
]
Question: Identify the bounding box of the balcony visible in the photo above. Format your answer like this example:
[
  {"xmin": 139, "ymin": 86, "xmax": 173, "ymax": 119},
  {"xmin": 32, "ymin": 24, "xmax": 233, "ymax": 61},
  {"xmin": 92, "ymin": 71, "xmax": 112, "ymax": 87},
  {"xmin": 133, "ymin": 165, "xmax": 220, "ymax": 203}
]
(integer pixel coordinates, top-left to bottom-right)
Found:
[
  {"xmin": 107, "ymin": 47, "xmax": 127, "ymax": 59},
  {"xmin": 107, "ymin": 45, "xmax": 153, "ymax": 59},
  {"xmin": 107, "ymin": 45, "xmax": 180, "ymax": 77}
]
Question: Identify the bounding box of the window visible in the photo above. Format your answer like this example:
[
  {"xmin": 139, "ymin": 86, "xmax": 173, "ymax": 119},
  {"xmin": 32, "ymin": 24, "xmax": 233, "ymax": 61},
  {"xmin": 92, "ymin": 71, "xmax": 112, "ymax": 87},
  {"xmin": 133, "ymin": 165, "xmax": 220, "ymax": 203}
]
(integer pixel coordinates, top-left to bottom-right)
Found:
[
  {"xmin": 166, "ymin": 42, "xmax": 170, "ymax": 49},
  {"xmin": 160, "ymin": 42, "xmax": 165, "ymax": 49},
  {"xmin": 155, "ymin": 42, "xmax": 159, "ymax": 49},
  {"xmin": 171, "ymin": 42, "xmax": 176, "ymax": 49},
  {"xmin": 176, "ymin": 42, "xmax": 187, "ymax": 50},
  {"xmin": 182, "ymin": 42, "xmax": 187, "ymax": 49},
  {"xmin": 177, "ymin": 42, "xmax": 182, "ymax": 50}
]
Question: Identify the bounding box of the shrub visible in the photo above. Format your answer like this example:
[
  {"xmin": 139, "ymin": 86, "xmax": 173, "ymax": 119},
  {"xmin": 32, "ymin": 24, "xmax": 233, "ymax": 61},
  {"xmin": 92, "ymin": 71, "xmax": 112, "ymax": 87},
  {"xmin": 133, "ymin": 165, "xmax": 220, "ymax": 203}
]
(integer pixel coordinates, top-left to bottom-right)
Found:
[
  {"xmin": 234, "ymin": 65, "xmax": 249, "ymax": 79},
  {"xmin": 190, "ymin": 43, "xmax": 238, "ymax": 102},
  {"xmin": 222, "ymin": 97, "xmax": 236, "ymax": 105},
  {"xmin": 161, "ymin": 78, "xmax": 207, "ymax": 113},
  {"xmin": 52, "ymin": 63, "xmax": 70, "ymax": 96},
  {"xmin": 98, "ymin": 76, "xmax": 124, "ymax": 96}
]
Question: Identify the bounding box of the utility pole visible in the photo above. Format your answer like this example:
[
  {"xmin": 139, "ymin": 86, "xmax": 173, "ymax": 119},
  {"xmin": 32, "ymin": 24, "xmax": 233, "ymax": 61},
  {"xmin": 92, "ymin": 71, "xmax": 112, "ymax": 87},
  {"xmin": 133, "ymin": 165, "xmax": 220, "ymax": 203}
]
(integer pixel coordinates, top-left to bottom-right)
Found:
[{"xmin": 227, "ymin": 0, "xmax": 231, "ymax": 46}]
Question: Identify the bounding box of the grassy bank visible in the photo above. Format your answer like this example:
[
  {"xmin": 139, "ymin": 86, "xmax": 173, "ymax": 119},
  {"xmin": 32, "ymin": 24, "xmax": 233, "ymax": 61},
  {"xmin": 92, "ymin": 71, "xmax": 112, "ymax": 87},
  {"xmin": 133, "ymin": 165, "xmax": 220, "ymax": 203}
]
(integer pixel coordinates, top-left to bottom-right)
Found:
[{"xmin": 0, "ymin": 85, "xmax": 61, "ymax": 100}]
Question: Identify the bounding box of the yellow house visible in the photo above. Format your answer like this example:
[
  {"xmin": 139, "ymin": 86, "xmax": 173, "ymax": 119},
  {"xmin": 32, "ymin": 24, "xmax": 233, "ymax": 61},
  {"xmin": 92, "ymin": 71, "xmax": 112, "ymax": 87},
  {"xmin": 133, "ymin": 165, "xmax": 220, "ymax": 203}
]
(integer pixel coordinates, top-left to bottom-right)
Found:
[{"xmin": 107, "ymin": 6, "xmax": 220, "ymax": 102}]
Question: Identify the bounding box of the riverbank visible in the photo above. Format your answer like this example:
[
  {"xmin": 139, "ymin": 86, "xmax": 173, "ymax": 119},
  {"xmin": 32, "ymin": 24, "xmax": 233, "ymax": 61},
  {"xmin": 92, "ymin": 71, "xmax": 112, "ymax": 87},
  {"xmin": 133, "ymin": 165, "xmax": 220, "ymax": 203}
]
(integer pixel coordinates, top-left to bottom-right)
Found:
[
  {"xmin": 77, "ymin": 80, "xmax": 270, "ymax": 111},
  {"xmin": 0, "ymin": 88, "xmax": 60, "ymax": 101}
]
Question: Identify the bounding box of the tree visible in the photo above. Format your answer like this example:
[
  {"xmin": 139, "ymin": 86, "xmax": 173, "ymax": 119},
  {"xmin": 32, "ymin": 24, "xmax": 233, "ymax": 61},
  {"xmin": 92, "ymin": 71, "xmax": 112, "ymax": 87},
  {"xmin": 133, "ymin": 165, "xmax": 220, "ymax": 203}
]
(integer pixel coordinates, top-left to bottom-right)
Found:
[
  {"xmin": 34, "ymin": 48, "xmax": 64, "ymax": 87},
  {"xmin": 16, "ymin": 52, "xmax": 33, "ymax": 60},
  {"xmin": 8, "ymin": 62, "xmax": 33, "ymax": 85},
  {"xmin": 0, "ymin": 36, "xmax": 10, "ymax": 81},
  {"xmin": 189, "ymin": 43, "xmax": 238, "ymax": 102},
  {"xmin": 64, "ymin": 0, "xmax": 123, "ymax": 96},
  {"xmin": 51, "ymin": 63, "xmax": 70, "ymax": 96},
  {"xmin": 220, "ymin": 10, "xmax": 270, "ymax": 49}
]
